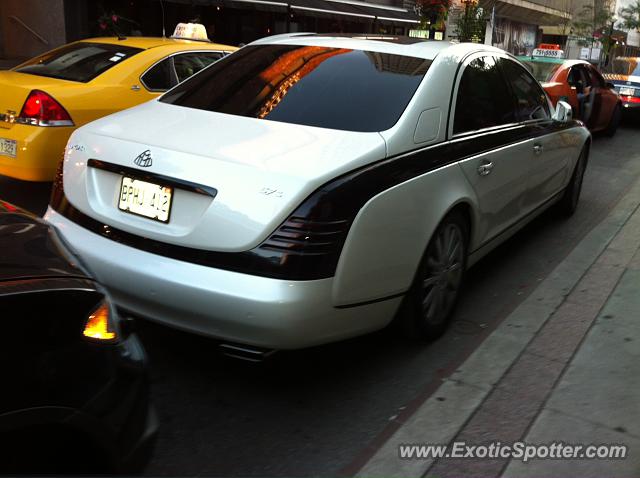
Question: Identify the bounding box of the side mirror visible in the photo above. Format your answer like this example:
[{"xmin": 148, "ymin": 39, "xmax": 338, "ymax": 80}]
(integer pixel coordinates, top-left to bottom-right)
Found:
[
  {"xmin": 606, "ymin": 81, "xmax": 615, "ymax": 89},
  {"xmin": 553, "ymin": 100, "xmax": 573, "ymax": 123}
]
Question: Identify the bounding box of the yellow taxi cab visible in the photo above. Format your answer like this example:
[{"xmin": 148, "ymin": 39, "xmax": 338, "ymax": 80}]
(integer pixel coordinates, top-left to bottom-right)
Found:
[{"xmin": 0, "ymin": 24, "xmax": 236, "ymax": 181}]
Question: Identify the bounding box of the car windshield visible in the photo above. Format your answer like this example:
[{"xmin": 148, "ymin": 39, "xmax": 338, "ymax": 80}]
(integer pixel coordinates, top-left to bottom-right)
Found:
[
  {"xmin": 15, "ymin": 42, "xmax": 143, "ymax": 82},
  {"xmin": 160, "ymin": 44, "xmax": 431, "ymax": 132},
  {"xmin": 518, "ymin": 59, "xmax": 563, "ymax": 83},
  {"xmin": 607, "ymin": 58, "xmax": 640, "ymax": 76}
]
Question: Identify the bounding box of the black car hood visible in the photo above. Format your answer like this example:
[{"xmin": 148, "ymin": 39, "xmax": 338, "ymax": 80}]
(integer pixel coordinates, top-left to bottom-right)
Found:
[{"xmin": 0, "ymin": 208, "xmax": 90, "ymax": 283}]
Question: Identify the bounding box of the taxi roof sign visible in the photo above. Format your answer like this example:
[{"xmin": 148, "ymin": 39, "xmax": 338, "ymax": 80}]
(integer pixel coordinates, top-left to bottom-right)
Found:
[
  {"xmin": 172, "ymin": 23, "xmax": 210, "ymax": 42},
  {"xmin": 532, "ymin": 45, "xmax": 564, "ymax": 59}
]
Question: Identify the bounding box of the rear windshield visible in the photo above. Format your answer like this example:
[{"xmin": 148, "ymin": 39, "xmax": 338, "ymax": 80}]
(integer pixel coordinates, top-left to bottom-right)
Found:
[
  {"xmin": 15, "ymin": 42, "xmax": 143, "ymax": 82},
  {"xmin": 607, "ymin": 58, "xmax": 640, "ymax": 76},
  {"xmin": 519, "ymin": 59, "xmax": 563, "ymax": 83},
  {"xmin": 160, "ymin": 44, "xmax": 431, "ymax": 132}
]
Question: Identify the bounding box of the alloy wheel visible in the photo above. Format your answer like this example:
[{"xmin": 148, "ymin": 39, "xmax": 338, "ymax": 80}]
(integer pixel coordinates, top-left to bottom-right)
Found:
[{"xmin": 420, "ymin": 223, "xmax": 465, "ymax": 326}]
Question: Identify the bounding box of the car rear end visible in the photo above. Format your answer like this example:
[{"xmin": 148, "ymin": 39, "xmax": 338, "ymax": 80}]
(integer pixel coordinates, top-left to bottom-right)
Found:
[
  {"xmin": 0, "ymin": 204, "xmax": 157, "ymax": 472},
  {"xmin": 603, "ymin": 57, "xmax": 640, "ymax": 110},
  {"xmin": 0, "ymin": 42, "xmax": 142, "ymax": 181},
  {"xmin": 45, "ymin": 39, "xmax": 434, "ymax": 350}
]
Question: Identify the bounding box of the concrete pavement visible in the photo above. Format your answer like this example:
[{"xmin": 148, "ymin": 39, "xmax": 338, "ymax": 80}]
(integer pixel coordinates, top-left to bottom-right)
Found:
[{"xmin": 357, "ymin": 168, "xmax": 640, "ymax": 477}]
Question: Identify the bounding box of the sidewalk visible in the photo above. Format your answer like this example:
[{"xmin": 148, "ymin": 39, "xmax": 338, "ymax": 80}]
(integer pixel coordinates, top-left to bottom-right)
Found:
[{"xmin": 357, "ymin": 175, "xmax": 640, "ymax": 478}]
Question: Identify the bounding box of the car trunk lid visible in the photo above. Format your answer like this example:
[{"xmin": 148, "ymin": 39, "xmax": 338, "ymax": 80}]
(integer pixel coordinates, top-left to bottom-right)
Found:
[{"xmin": 62, "ymin": 100, "xmax": 387, "ymax": 252}]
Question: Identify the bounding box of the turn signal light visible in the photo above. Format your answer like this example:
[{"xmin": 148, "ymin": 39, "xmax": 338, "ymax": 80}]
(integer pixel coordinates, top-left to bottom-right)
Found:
[
  {"xmin": 83, "ymin": 301, "xmax": 117, "ymax": 341},
  {"xmin": 18, "ymin": 90, "xmax": 74, "ymax": 127}
]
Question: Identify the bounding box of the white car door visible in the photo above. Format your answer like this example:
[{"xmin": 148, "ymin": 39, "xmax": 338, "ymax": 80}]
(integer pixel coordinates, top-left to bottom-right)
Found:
[
  {"xmin": 453, "ymin": 54, "xmax": 534, "ymax": 246},
  {"xmin": 499, "ymin": 57, "xmax": 570, "ymax": 215}
]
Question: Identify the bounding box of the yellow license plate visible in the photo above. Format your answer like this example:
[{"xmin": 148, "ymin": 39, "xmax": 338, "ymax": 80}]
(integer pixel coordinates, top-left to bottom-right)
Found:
[{"xmin": 118, "ymin": 176, "xmax": 173, "ymax": 223}]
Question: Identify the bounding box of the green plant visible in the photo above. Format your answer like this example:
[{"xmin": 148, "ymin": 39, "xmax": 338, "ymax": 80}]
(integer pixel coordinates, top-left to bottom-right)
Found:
[
  {"xmin": 97, "ymin": 11, "xmax": 139, "ymax": 37},
  {"xmin": 416, "ymin": 0, "xmax": 451, "ymax": 30},
  {"xmin": 618, "ymin": 0, "xmax": 640, "ymax": 32},
  {"xmin": 571, "ymin": 3, "xmax": 614, "ymax": 47},
  {"xmin": 453, "ymin": 2, "xmax": 487, "ymax": 43}
]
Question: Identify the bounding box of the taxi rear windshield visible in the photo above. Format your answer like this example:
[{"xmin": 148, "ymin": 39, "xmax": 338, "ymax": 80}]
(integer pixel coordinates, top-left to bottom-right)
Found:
[
  {"xmin": 608, "ymin": 58, "xmax": 640, "ymax": 77},
  {"xmin": 15, "ymin": 42, "xmax": 142, "ymax": 82},
  {"xmin": 160, "ymin": 44, "xmax": 431, "ymax": 132},
  {"xmin": 519, "ymin": 59, "xmax": 562, "ymax": 83}
]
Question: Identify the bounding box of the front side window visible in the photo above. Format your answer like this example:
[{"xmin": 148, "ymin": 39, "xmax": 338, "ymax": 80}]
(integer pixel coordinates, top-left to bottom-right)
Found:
[
  {"xmin": 500, "ymin": 59, "xmax": 550, "ymax": 121},
  {"xmin": 453, "ymin": 56, "xmax": 516, "ymax": 134},
  {"xmin": 161, "ymin": 45, "xmax": 431, "ymax": 132},
  {"xmin": 587, "ymin": 66, "xmax": 605, "ymax": 87},
  {"xmin": 15, "ymin": 42, "xmax": 142, "ymax": 82}
]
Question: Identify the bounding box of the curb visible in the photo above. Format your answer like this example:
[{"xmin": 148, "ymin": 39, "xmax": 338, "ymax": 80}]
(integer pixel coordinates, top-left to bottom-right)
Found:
[{"xmin": 356, "ymin": 175, "xmax": 640, "ymax": 478}]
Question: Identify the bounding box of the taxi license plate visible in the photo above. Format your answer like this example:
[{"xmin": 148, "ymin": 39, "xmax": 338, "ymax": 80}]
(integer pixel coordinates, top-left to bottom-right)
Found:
[
  {"xmin": 118, "ymin": 176, "xmax": 173, "ymax": 223},
  {"xmin": 0, "ymin": 138, "xmax": 17, "ymax": 158},
  {"xmin": 620, "ymin": 87, "xmax": 635, "ymax": 96}
]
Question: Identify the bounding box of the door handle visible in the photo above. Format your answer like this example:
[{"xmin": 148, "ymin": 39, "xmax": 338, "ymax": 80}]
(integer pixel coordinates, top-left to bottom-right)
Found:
[
  {"xmin": 131, "ymin": 85, "xmax": 141, "ymax": 91},
  {"xmin": 533, "ymin": 144, "xmax": 544, "ymax": 155},
  {"xmin": 477, "ymin": 161, "xmax": 493, "ymax": 176}
]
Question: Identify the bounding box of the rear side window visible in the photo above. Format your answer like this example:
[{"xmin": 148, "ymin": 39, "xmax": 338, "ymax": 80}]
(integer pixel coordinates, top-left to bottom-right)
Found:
[
  {"xmin": 15, "ymin": 43, "xmax": 142, "ymax": 83},
  {"xmin": 453, "ymin": 56, "xmax": 516, "ymax": 134},
  {"xmin": 142, "ymin": 57, "xmax": 177, "ymax": 91},
  {"xmin": 174, "ymin": 52, "xmax": 222, "ymax": 82},
  {"xmin": 161, "ymin": 45, "xmax": 431, "ymax": 132},
  {"xmin": 500, "ymin": 59, "xmax": 550, "ymax": 121}
]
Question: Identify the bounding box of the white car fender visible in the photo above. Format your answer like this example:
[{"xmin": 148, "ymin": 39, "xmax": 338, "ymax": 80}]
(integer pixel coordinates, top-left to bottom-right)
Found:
[{"xmin": 331, "ymin": 161, "xmax": 479, "ymax": 307}]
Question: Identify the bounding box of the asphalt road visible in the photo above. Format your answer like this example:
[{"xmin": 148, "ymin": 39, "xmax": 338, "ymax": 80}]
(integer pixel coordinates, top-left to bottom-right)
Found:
[{"xmin": 2, "ymin": 116, "xmax": 640, "ymax": 476}]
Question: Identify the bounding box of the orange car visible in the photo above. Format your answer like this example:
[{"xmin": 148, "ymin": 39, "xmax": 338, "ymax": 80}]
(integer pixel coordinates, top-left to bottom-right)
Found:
[{"xmin": 518, "ymin": 55, "xmax": 621, "ymax": 136}]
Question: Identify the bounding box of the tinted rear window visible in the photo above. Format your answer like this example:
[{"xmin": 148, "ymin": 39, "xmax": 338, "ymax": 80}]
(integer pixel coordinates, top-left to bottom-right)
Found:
[
  {"xmin": 160, "ymin": 45, "xmax": 431, "ymax": 132},
  {"xmin": 608, "ymin": 58, "xmax": 640, "ymax": 77},
  {"xmin": 519, "ymin": 59, "xmax": 563, "ymax": 83},
  {"xmin": 15, "ymin": 42, "xmax": 142, "ymax": 82}
]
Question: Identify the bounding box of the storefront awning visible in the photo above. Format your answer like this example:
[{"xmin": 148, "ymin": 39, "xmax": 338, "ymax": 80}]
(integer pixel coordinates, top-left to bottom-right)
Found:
[
  {"xmin": 487, "ymin": 0, "xmax": 570, "ymax": 25},
  {"xmin": 290, "ymin": 0, "xmax": 419, "ymax": 23},
  {"xmin": 162, "ymin": 0, "xmax": 419, "ymax": 23}
]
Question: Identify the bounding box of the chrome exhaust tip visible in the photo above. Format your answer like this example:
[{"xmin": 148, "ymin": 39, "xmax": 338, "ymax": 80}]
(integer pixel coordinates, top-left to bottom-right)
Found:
[{"xmin": 218, "ymin": 343, "xmax": 277, "ymax": 362}]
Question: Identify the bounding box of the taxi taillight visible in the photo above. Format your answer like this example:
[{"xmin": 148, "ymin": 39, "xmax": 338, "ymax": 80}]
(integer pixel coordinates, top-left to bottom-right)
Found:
[{"xmin": 18, "ymin": 90, "xmax": 74, "ymax": 127}]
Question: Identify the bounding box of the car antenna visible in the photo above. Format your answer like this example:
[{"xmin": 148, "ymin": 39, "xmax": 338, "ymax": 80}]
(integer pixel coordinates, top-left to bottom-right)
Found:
[{"xmin": 160, "ymin": 0, "xmax": 166, "ymax": 38}]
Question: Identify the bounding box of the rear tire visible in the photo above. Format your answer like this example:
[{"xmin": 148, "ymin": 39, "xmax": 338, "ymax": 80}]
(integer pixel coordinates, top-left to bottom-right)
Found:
[
  {"xmin": 605, "ymin": 104, "xmax": 621, "ymax": 137},
  {"xmin": 400, "ymin": 210, "xmax": 469, "ymax": 342},
  {"xmin": 558, "ymin": 146, "xmax": 588, "ymax": 217}
]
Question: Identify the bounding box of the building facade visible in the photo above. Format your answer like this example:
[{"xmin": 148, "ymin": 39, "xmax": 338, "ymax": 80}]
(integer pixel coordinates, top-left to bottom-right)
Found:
[{"xmin": 0, "ymin": 0, "xmax": 420, "ymax": 60}]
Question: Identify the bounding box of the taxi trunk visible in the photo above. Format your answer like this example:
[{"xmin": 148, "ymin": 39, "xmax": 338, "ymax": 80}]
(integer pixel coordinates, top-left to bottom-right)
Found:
[{"xmin": 0, "ymin": 71, "xmax": 76, "ymax": 181}]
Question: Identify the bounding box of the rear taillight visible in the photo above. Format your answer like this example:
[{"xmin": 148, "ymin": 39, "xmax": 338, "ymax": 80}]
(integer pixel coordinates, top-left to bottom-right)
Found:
[
  {"xmin": 18, "ymin": 90, "xmax": 74, "ymax": 126},
  {"xmin": 256, "ymin": 216, "xmax": 351, "ymax": 279}
]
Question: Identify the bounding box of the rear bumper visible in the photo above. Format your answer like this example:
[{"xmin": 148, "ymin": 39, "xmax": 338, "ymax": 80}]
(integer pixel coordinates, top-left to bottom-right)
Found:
[
  {"xmin": 45, "ymin": 207, "xmax": 401, "ymax": 350},
  {"xmin": 621, "ymin": 100, "xmax": 640, "ymax": 109},
  {"xmin": 0, "ymin": 123, "xmax": 72, "ymax": 181}
]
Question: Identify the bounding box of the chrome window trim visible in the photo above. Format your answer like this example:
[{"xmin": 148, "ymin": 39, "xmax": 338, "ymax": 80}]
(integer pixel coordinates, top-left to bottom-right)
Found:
[{"xmin": 139, "ymin": 50, "xmax": 229, "ymax": 92}]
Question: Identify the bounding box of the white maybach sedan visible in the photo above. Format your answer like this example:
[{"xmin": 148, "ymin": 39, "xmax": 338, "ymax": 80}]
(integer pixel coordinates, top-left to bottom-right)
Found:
[{"xmin": 46, "ymin": 34, "xmax": 590, "ymax": 355}]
